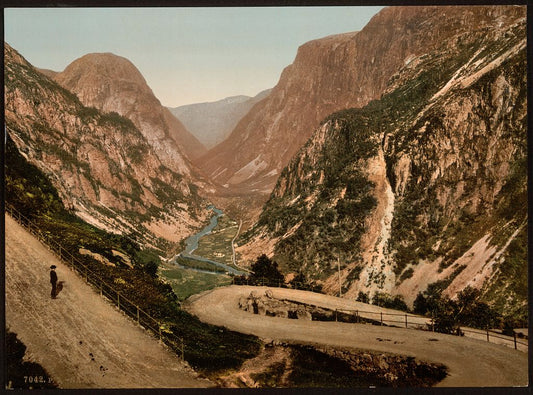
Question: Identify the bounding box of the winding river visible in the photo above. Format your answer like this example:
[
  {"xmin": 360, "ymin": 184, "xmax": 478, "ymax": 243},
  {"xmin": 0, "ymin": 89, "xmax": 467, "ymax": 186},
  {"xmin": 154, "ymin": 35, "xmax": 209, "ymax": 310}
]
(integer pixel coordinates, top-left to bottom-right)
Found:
[{"xmin": 171, "ymin": 206, "xmax": 247, "ymax": 276}]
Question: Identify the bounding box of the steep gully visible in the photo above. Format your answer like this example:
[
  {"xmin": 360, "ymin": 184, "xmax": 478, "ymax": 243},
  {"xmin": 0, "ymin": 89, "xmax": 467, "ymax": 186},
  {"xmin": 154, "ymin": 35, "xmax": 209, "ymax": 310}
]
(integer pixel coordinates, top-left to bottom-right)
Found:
[{"xmin": 182, "ymin": 148, "xmax": 397, "ymax": 288}]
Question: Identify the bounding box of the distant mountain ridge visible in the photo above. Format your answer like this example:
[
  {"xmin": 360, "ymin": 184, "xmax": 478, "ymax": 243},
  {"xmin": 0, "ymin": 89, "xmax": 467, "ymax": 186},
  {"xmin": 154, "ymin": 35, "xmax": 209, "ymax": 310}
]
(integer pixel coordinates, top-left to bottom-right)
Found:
[
  {"xmin": 169, "ymin": 89, "xmax": 271, "ymax": 149},
  {"xmin": 199, "ymin": 6, "xmax": 526, "ymax": 198}
]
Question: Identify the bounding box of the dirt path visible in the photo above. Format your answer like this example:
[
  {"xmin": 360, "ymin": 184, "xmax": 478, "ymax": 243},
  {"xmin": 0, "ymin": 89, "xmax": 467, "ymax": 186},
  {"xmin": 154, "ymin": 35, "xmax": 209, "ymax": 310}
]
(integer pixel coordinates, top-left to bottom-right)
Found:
[
  {"xmin": 186, "ymin": 285, "xmax": 528, "ymax": 387},
  {"xmin": 5, "ymin": 214, "xmax": 213, "ymax": 389},
  {"xmin": 252, "ymin": 286, "xmax": 527, "ymax": 352}
]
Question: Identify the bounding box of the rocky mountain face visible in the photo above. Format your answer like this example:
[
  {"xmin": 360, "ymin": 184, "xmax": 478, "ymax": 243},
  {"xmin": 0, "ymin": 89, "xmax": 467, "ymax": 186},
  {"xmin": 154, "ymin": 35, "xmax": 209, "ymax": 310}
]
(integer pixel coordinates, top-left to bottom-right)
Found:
[
  {"xmin": 54, "ymin": 53, "xmax": 207, "ymax": 166},
  {"xmin": 199, "ymin": 6, "xmax": 525, "ymax": 198},
  {"xmin": 169, "ymin": 89, "xmax": 271, "ymax": 149},
  {"xmin": 4, "ymin": 43, "xmax": 209, "ymax": 247},
  {"xmin": 238, "ymin": 6, "xmax": 527, "ymax": 316}
]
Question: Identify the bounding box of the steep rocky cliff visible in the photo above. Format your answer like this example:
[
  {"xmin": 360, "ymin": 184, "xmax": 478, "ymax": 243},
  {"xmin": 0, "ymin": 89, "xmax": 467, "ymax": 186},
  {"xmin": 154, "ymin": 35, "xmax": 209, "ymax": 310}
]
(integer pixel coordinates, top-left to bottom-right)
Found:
[
  {"xmin": 54, "ymin": 52, "xmax": 207, "ymax": 165},
  {"xmin": 169, "ymin": 90, "xmax": 271, "ymax": 149},
  {"xmin": 238, "ymin": 6, "xmax": 527, "ymax": 315},
  {"xmin": 199, "ymin": 6, "xmax": 525, "ymax": 199},
  {"xmin": 4, "ymin": 43, "xmax": 209, "ymax": 246}
]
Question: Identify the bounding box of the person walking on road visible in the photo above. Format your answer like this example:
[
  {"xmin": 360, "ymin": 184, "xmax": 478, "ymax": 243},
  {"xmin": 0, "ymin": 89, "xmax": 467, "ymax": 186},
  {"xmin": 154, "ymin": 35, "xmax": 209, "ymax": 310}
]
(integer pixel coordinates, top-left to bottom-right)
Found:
[{"xmin": 50, "ymin": 265, "xmax": 58, "ymax": 299}]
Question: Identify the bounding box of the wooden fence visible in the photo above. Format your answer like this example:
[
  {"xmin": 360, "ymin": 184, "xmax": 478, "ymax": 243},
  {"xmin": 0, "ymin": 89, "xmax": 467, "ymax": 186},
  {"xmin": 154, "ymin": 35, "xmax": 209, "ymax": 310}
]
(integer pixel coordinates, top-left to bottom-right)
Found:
[
  {"xmin": 233, "ymin": 276, "xmax": 528, "ymax": 352},
  {"xmin": 5, "ymin": 205, "xmax": 185, "ymax": 360}
]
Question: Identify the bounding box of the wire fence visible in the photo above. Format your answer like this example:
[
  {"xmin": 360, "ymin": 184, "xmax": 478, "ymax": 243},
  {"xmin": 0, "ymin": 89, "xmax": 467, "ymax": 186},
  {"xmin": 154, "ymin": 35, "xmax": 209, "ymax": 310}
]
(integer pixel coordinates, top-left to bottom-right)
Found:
[
  {"xmin": 6, "ymin": 205, "xmax": 185, "ymax": 360},
  {"xmin": 233, "ymin": 276, "xmax": 528, "ymax": 352}
]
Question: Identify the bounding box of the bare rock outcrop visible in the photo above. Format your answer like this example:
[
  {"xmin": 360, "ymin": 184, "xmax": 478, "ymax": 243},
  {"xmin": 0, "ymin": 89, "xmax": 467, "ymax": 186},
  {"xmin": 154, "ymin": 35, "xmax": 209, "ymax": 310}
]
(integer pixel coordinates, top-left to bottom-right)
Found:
[
  {"xmin": 5, "ymin": 43, "xmax": 208, "ymax": 244},
  {"xmin": 199, "ymin": 6, "xmax": 524, "ymax": 198},
  {"xmin": 239, "ymin": 6, "xmax": 527, "ymax": 314}
]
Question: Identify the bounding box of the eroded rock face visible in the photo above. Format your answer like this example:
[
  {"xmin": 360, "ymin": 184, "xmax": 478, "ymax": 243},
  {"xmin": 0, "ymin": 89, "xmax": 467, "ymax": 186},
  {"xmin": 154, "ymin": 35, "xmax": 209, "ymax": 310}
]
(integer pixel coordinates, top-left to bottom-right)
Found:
[
  {"xmin": 4, "ymin": 43, "xmax": 208, "ymax": 245},
  {"xmin": 200, "ymin": 6, "xmax": 525, "ymax": 197},
  {"xmin": 239, "ymin": 6, "xmax": 527, "ymax": 313},
  {"xmin": 239, "ymin": 291, "xmax": 312, "ymax": 320}
]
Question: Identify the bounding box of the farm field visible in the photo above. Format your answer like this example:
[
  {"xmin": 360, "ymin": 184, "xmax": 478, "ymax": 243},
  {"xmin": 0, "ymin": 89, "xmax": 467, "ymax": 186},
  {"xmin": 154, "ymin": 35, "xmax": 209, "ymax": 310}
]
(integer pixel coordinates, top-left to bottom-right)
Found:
[
  {"xmin": 194, "ymin": 215, "xmax": 239, "ymax": 266},
  {"xmin": 159, "ymin": 261, "xmax": 232, "ymax": 301}
]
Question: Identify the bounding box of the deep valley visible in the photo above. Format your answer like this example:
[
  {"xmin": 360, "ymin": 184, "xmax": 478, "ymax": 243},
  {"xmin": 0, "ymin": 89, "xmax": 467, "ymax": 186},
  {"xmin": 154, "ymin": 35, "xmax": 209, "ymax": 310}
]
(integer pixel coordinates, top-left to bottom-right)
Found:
[{"xmin": 4, "ymin": 5, "xmax": 528, "ymax": 389}]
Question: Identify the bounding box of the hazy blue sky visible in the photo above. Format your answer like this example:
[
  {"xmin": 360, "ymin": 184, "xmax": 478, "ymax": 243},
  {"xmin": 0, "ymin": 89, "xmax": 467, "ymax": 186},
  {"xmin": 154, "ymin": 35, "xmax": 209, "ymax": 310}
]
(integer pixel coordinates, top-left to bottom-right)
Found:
[{"xmin": 5, "ymin": 7, "xmax": 383, "ymax": 107}]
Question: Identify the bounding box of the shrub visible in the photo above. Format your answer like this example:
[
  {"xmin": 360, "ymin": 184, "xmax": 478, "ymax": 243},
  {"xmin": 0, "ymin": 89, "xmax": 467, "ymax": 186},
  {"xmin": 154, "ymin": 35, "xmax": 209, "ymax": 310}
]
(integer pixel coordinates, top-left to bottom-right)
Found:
[
  {"xmin": 372, "ymin": 292, "xmax": 408, "ymax": 312},
  {"xmin": 249, "ymin": 254, "xmax": 284, "ymax": 285},
  {"xmin": 134, "ymin": 249, "xmax": 161, "ymax": 278},
  {"xmin": 356, "ymin": 291, "xmax": 369, "ymax": 304}
]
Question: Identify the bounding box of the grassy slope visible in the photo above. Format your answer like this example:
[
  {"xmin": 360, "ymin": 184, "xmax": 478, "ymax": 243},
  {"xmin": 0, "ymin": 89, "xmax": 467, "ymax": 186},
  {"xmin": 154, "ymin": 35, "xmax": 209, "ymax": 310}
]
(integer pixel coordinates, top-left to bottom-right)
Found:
[{"xmin": 159, "ymin": 262, "xmax": 232, "ymax": 301}]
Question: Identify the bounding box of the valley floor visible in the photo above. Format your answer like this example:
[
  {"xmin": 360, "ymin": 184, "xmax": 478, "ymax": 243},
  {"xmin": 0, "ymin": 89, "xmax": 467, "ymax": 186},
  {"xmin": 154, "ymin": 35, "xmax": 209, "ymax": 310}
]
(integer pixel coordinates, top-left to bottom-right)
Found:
[
  {"xmin": 5, "ymin": 214, "xmax": 213, "ymax": 389},
  {"xmin": 185, "ymin": 285, "xmax": 528, "ymax": 387}
]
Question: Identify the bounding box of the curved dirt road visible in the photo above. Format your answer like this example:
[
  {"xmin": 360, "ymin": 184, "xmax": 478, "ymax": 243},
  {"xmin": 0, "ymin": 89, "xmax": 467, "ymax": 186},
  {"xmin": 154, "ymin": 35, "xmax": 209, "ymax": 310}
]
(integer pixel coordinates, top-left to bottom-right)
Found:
[
  {"xmin": 5, "ymin": 214, "xmax": 213, "ymax": 389},
  {"xmin": 186, "ymin": 285, "xmax": 528, "ymax": 387}
]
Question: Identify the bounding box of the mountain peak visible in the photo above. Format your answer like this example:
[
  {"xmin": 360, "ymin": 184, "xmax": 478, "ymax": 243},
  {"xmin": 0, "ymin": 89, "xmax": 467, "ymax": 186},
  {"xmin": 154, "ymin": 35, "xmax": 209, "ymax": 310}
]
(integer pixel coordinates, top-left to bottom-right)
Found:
[
  {"xmin": 55, "ymin": 52, "xmax": 153, "ymax": 103},
  {"xmin": 55, "ymin": 51, "xmax": 207, "ymax": 163}
]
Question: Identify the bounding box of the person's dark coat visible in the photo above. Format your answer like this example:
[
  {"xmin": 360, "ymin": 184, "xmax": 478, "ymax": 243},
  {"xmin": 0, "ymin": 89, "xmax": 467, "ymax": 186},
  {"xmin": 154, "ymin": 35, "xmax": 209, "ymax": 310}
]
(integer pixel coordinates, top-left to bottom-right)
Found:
[
  {"xmin": 50, "ymin": 269, "xmax": 58, "ymax": 298},
  {"xmin": 50, "ymin": 269, "xmax": 57, "ymax": 284}
]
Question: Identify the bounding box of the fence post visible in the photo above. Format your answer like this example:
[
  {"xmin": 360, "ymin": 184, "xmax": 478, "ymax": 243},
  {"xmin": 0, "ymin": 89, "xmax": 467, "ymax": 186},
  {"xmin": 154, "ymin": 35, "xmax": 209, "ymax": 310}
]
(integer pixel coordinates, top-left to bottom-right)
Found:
[
  {"xmin": 181, "ymin": 338, "xmax": 185, "ymax": 361},
  {"xmin": 405, "ymin": 314, "xmax": 408, "ymax": 328},
  {"xmin": 335, "ymin": 309, "xmax": 338, "ymax": 322},
  {"xmin": 137, "ymin": 307, "xmax": 140, "ymax": 323},
  {"xmin": 159, "ymin": 326, "xmax": 162, "ymax": 341},
  {"xmin": 117, "ymin": 292, "xmax": 120, "ymax": 309},
  {"xmin": 100, "ymin": 282, "xmax": 103, "ymax": 296},
  {"xmin": 514, "ymin": 333, "xmax": 517, "ymax": 350},
  {"xmin": 380, "ymin": 312, "xmax": 383, "ymax": 326},
  {"xmin": 356, "ymin": 310, "xmax": 359, "ymax": 323},
  {"xmin": 486, "ymin": 328, "xmax": 489, "ymax": 342}
]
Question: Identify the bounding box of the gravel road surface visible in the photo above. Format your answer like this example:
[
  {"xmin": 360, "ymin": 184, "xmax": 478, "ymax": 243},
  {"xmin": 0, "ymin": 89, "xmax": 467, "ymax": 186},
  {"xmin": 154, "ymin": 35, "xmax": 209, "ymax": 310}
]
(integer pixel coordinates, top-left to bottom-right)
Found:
[
  {"xmin": 186, "ymin": 285, "xmax": 528, "ymax": 387},
  {"xmin": 5, "ymin": 214, "xmax": 213, "ymax": 389}
]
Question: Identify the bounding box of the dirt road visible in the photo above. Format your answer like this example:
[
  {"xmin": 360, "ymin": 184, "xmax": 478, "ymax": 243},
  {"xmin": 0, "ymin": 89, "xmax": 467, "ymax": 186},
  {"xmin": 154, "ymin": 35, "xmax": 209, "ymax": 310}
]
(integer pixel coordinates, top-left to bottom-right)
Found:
[
  {"xmin": 5, "ymin": 214, "xmax": 213, "ymax": 389},
  {"xmin": 186, "ymin": 285, "xmax": 528, "ymax": 387}
]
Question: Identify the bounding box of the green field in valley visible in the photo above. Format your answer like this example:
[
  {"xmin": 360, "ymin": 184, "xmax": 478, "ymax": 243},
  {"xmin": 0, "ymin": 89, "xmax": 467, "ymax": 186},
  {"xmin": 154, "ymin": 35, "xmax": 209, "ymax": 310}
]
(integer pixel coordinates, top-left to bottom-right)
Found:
[
  {"xmin": 158, "ymin": 261, "xmax": 232, "ymax": 301},
  {"xmin": 194, "ymin": 214, "xmax": 239, "ymax": 266}
]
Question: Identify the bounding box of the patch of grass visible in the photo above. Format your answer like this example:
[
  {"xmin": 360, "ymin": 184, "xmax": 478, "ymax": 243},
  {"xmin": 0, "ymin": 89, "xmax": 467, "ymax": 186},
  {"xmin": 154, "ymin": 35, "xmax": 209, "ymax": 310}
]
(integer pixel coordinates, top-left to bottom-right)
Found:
[
  {"xmin": 287, "ymin": 345, "xmax": 446, "ymax": 388},
  {"xmin": 174, "ymin": 256, "xmax": 226, "ymax": 273},
  {"xmin": 159, "ymin": 262, "xmax": 232, "ymax": 301},
  {"xmin": 398, "ymin": 267, "xmax": 414, "ymax": 283},
  {"xmin": 194, "ymin": 215, "xmax": 238, "ymax": 266},
  {"xmin": 288, "ymin": 346, "xmax": 388, "ymax": 388}
]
